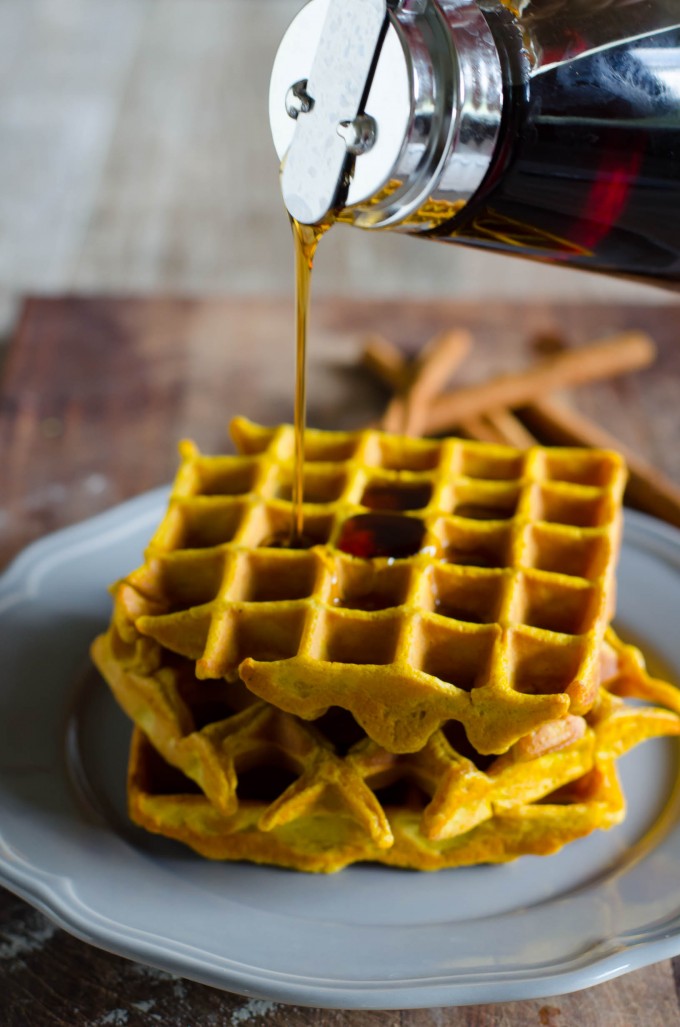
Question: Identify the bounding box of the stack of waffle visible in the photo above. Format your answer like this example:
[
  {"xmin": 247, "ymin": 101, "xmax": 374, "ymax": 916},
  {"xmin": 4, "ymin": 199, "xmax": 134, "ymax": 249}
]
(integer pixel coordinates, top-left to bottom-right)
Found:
[{"xmin": 92, "ymin": 419, "xmax": 680, "ymax": 872}]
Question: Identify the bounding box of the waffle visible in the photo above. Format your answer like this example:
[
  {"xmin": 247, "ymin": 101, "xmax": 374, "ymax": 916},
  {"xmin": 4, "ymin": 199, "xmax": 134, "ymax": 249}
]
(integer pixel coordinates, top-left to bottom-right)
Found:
[
  {"xmin": 98, "ymin": 419, "xmax": 626, "ymax": 756},
  {"xmin": 94, "ymin": 628, "xmax": 594, "ymax": 833},
  {"xmin": 126, "ymin": 677, "xmax": 680, "ymax": 872},
  {"xmin": 94, "ymin": 605, "xmax": 680, "ymax": 867}
]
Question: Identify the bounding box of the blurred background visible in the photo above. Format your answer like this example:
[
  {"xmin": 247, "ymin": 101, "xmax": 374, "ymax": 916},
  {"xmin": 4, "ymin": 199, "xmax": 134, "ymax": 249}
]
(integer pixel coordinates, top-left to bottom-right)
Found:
[{"xmin": 0, "ymin": 0, "xmax": 675, "ymax": 356}]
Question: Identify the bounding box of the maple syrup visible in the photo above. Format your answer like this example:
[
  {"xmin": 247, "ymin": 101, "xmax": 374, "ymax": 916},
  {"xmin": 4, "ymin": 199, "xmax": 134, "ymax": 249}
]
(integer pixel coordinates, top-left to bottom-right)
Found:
[
  {"xmin": 261, "ymin": 530, "xmax": 318, "ymax": 551},
  {"xmin": 361, "ymin": 481, "xmax": 432, "ymax": 512},
  {"xmin": 289, "ymin": 216, "xmax": 330, "ymax": 546},
  {"xmin": 337, "ymin": 513, "xmax": 425, "ymax": 560}
]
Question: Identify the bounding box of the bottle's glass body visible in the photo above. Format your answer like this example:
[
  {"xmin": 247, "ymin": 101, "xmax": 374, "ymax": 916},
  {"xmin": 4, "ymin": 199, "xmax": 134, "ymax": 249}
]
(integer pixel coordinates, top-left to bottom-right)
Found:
[{"xmin": 427, "ymin": 1, "xmax": 680, "ymax": 286}]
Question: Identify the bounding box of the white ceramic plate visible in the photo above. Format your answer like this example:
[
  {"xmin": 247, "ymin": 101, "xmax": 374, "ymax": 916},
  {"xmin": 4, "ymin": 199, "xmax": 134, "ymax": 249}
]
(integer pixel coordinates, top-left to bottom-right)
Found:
[{"xmin": 2, "ymin": 491, "xmax": 680, "ymax": 1009}]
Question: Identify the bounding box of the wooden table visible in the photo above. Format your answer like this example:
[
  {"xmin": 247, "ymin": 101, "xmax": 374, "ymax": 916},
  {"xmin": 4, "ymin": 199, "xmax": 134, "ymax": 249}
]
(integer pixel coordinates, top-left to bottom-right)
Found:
[{"xmin": 2, "ymin": 296, "xmax": 680, "ymax": 1026}]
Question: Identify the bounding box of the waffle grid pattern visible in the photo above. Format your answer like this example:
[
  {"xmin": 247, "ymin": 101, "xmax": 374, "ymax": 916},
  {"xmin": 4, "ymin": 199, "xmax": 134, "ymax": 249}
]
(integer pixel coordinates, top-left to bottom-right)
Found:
[{"xmin": 124, "ymin": 419, "xmax": 626, "ymax": 754}]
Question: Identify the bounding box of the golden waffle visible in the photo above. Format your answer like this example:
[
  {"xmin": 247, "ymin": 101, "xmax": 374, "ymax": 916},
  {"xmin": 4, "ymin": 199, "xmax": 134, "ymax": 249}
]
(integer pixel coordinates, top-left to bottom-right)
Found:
[
  {"xmin": 93, "ymin": 628, "xmax": 594, "ymax": 831},
  {"xmin": 98, "ymin": 419, "xmax": 626, "ymax": 756},
  {"xmin": 126, "ymin": 678, "xmax": 680, "ymax": 872},
  {"xmin": 94, "ymin": 614, "xmax": 680, "ymax": 866}
]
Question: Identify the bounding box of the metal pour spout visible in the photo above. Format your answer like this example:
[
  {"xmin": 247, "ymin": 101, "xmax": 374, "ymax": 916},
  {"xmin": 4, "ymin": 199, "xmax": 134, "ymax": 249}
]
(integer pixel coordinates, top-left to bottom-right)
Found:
[
  {"xmin": 274, "ymin": 0, "xmax": 388, "ymax": 225},
  {"xmin": 269, "ymin": 0, "xmax": 504, "ymax": 229}
]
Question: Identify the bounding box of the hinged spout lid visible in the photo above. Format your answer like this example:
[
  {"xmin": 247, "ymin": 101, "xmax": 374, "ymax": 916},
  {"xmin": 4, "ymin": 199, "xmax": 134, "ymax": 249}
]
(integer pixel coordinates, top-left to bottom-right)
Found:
[{"xmin": 270, "ymin": 0, "xmax": 504, "ymax": 229}]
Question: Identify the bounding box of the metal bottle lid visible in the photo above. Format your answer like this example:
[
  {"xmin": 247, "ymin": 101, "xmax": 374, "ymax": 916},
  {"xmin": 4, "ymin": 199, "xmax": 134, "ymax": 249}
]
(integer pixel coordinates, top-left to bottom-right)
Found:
[{"xmin": 269, "ymin": 0, "xmax": 504, "ymax": 230}]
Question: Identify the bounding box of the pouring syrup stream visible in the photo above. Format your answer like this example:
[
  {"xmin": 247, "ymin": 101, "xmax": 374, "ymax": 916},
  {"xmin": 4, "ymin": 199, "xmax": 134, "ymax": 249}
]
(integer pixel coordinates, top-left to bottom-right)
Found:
[{"xmin": 290, "ymin": 216, "xmax": 330, "ymax": 545}]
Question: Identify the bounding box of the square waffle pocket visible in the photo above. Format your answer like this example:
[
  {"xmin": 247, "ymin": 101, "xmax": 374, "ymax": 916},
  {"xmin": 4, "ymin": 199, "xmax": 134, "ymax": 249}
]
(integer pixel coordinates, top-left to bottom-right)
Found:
[{"xmin": 95, "ymin": 419, "xmax": 626, "ymax": 758}]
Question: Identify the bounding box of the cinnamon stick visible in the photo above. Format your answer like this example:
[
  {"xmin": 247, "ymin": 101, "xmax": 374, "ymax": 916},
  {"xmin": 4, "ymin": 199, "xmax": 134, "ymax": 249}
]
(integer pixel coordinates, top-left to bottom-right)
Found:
[
  {"xmin": 460, "ymin": 411, "xmax": 537, "ymax": 448},
  {"xmin": 482, "ymin": 409, "xmax": 536, "ymax": 449},
  {"xmin": 423, "ymin": 331, "xmax": 656, "ymax": 435},
  {"xmin": 398, "ymin": 329, "xmax": 472, "ymax": 435},
  {"xmin": 362, "ymin": 329, "xmax": 471, "ymax": 434},
  {"xmin": 459, "ymin": 416, "xmax": 508, "ymax": 445},
  {"xmin": 362, "ymin": 333, "xmax": 406, "ymax": 393},
  {"xmin": 520, "ymin": 396, "xmax": 680, "ymax": 529},
  {"xmin": 362, "ymin": 335, "xmax": 540, "ymax": 446}
]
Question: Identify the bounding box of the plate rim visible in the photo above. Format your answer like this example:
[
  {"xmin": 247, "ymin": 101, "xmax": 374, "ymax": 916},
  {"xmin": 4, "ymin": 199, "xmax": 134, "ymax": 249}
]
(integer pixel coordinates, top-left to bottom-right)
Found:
[{"xmin": 2, "ymin": 494, "xmax": 680, "ymax": 1008}]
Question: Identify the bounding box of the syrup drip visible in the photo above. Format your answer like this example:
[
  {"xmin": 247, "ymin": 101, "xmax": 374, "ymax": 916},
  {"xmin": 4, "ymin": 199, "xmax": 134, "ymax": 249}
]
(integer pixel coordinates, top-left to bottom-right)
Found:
[
  {"xmin": 290, "ymin": 217, "xmax": 330, "ymax": 546},
  {"xmin": 337, "ymin": 513, "xmax": 425, "ymax": 560}
]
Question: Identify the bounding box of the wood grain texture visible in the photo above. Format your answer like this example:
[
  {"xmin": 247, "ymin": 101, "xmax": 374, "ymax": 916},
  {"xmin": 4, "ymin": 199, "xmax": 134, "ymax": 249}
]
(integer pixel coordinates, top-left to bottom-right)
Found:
[{"xmin": 2, "ymin": 296, "xmax": 680, "ymax": 1025}]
